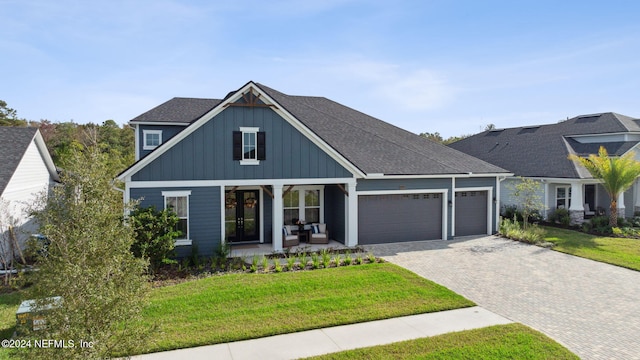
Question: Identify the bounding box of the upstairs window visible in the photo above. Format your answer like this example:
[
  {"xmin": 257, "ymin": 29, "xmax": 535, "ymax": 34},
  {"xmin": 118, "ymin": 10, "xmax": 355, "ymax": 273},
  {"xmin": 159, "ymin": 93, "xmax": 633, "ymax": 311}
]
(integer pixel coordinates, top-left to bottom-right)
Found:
[
  {"xmin": 143, "ymin": 130, "xmax": 162, "ymax": 150},
  {"xmin": 233, "ymin": 127, "xmax": 266, "ymax": 165}
]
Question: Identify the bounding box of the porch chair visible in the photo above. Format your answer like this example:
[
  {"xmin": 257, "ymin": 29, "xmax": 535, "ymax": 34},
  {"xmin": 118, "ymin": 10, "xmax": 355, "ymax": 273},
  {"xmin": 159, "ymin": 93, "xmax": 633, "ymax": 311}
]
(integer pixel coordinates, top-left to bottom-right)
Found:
[
  {"xmin": 309, "ymin": 223, "xmax": 329, "ymax": 244},
  {"xmin": 283, "ymin": 225, "xmax": 299, "ymax": 247},
  {"xmin": 584, "ymin": 203, "xmax": 596, "ymax": 218}
]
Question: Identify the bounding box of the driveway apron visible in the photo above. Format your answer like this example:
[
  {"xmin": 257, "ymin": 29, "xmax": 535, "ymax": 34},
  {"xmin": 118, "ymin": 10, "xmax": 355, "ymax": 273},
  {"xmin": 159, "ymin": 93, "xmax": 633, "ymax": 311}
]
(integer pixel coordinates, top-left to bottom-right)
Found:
[{"xmin": 366, "ymin": 236, "xmax": 640, "ymax": 360}]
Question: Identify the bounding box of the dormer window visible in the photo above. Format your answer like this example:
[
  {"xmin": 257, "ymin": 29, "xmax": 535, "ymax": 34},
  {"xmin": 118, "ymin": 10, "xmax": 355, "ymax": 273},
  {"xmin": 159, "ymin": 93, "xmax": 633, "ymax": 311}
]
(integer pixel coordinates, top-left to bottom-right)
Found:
[
  {"xmin": 233, "ymin": 127, "xmax": 266, "ymax": 165},
  {"xmin": 143, "ymin": 130, "xmax": 163, "ymax": 150}
]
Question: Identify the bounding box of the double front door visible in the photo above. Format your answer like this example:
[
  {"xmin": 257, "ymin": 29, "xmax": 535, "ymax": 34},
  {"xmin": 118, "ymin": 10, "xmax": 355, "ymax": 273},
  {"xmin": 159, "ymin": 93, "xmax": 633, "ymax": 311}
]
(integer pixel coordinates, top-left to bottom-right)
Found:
[{"xmin": 225, "ymin": 190, "xmax": 260, "ymax": 243}]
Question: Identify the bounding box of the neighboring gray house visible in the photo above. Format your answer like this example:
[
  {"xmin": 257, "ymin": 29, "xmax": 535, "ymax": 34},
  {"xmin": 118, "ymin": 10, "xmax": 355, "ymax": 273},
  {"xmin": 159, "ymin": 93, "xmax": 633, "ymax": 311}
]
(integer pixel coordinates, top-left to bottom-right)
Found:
[
  {"xmin": 450, "ymin": 112, "xmax": 640, "ymax": 223},
  {"xmin": 117, "ymin": 81, "xmax": 509, "ymax": 256},
  {"xmin": 0, "ymin": 127, "xmax": 59, "ymax": 251}
]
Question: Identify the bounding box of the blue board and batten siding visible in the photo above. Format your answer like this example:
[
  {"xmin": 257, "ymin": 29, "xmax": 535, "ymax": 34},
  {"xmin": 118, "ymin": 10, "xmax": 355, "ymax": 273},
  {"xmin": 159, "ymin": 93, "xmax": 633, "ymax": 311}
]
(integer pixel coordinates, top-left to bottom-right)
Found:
[
  {"xmin": 130, "ymin": 187, "xmax": 221, "ymax": 257},
  {"xmin": 132, "ymin": 107, "xmax": 352, "ymax": 181},
  {"xmin": 138, "ymin": 125, "xmax": 186, "ymax": 159}
]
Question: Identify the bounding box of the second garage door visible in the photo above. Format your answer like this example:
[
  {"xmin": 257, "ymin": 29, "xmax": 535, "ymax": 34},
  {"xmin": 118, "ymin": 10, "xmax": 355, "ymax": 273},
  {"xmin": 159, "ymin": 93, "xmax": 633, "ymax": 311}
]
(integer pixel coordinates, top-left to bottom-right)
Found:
[
  {"xmin": 358, "ymin": 193, "xmax": 443, "ymax": 245},
  {"xmin": 455, "ymin": 190, "xmax": 488, "ymax": 236}
]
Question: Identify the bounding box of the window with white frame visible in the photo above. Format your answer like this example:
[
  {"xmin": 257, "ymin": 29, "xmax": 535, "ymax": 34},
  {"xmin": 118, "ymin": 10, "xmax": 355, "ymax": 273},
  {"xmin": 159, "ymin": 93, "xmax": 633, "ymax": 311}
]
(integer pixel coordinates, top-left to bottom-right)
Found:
[
  {"xmin": 233, "ymin": 127, "xmax": 265, "ymax": 165},
  {"xmin": 143, "ymin": 130, "xmax": 162, "ymax": 150},
  {"xmin": 282, "ymin": 187, "xmax": 323, "ymax": 225},
  {"xmin": 162, "ymin": 190, "xmax": 191, "ymax": 245},
  {"xmin": 556, "ymin": 186, "xmax": 571, "ymax": 209}
]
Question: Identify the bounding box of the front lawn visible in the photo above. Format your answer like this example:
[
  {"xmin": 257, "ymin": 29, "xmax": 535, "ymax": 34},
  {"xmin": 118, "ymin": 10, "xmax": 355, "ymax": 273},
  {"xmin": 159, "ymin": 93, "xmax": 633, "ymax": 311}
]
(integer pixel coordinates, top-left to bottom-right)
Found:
[
  {"xmin": 135, "ymin": 262, "xmax": 474, "ymax": 354},
  {"xmin": 544, "ymin": 226, "xmax": 640, "ymax": 271},
  {"xmin": 304, "ymin": 323, "xmax": 578, "ymax": 360}
]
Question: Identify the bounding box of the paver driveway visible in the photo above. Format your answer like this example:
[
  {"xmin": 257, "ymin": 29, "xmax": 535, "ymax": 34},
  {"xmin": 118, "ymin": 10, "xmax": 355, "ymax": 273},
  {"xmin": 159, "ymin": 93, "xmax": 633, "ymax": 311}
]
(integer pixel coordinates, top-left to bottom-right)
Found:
[{"xmin": 366, "ymin": 236, "xmax": 640, "ymax": 360}]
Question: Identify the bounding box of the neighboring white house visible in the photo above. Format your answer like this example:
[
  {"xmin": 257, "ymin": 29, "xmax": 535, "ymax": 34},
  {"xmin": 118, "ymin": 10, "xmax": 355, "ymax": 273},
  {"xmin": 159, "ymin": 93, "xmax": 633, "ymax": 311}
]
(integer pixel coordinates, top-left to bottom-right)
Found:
[
  {"xmin": 450, "ymin": 112, "xmax": 640, "ymax": 224},
  {"xmin": 0, "ymin": 127, "xmax": 59, "ymax": 260}
]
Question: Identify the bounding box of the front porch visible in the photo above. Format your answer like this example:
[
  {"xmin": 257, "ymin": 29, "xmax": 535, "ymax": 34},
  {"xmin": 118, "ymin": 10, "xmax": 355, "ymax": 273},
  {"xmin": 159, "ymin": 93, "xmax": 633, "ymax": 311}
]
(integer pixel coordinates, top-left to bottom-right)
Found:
[{"xmin": 223, "ymin": 179, "xmax": 358, "ymax": 253}]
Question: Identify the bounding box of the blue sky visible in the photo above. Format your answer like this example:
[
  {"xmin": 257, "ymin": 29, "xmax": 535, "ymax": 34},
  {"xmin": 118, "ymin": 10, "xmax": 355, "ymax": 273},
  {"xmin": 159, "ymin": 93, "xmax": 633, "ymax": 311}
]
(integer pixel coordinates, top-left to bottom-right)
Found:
[{"xmin": 3, "ymin": 0, "xmax": 640, "ymax": 137}]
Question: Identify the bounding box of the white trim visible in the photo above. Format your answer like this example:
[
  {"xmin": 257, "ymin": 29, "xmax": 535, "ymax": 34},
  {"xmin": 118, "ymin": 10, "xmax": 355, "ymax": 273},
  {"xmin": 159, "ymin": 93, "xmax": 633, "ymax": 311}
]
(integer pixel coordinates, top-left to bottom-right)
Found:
[
  {"xmin": 161, "ymin": 190, "xmax": 192, "ymax": 197},
  {"xmin": 357, "ymin": 189, "xmax": 448, "ymax": 196},
  {"xmin": 142, "ymin": 130, "xmax": 163, "ymax": 150},
  {"xmin": 131, "ymin": 121, "xmax": 190, "ymax": 126},
  {"xmin": 134, "ymin": 124, "xmax": 140, "ymax": 161},
  {"xmin": 357, "ymin": 188, "xmax": 449, "ymax": 241},
  {"xmin": 162, "ymin": 190, "xmax": 192, "ymax": 245},
  {"xmin": 454, "ymin": 186, "xmax": 493, "ymax": 236},
  {"xmin": 239, "ymin": 127, "xmax": 260, "ymax": 165},
  {"xmin": 240, "ymin": 159, "xmax": 260, "ymax": 166},
  {"xmin": 451, "ymin": 177, "xmax": 456, "ymax": 237},
  {"xmin": 117, "ymin": 81, "xmax": 365, "ymax": 181},
  {"xmin": 364, "ymin": 173, "xmax": 513, "ymax": 179},
  {"xmin": 33, "ymin": 130, "xmax": 60, "ymax": 182},
  {"xmin": 128, "ymin": 177, "xmax": 355, "ymax": 188},
  {"xmin": 220, "ymin": 187, "xmax": 226, "ymax": 247}
]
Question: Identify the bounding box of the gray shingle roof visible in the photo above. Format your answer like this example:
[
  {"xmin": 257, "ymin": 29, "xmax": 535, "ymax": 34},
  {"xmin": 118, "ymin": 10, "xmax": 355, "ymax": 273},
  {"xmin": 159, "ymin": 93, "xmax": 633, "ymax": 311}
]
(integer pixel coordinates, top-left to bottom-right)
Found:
[
  {"xmin": 131, "ymin": 97, "xmax": 221, "ymax": 124},
  {"xmin": 0, "ymin": 127, "xmax": 38, "ymax": 196},
  {"xmin": 128, "ymin": 83, "xmax": 508, "ymax": 176},
  {"xmin": 255, "ymin": 83, "xmax": 506, "ymax": 175},
  {"xmin": 449, "ymin": 113, "xmax": 640, "ymax": 179}
]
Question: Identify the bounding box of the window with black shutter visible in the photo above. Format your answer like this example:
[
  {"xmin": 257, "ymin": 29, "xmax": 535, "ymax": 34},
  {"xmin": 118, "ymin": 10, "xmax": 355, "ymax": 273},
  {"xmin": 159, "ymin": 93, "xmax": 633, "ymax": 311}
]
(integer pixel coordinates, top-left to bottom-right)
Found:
[{"xmin": 235, "ymin": 127, "xmax": 265, "ymax": 165}]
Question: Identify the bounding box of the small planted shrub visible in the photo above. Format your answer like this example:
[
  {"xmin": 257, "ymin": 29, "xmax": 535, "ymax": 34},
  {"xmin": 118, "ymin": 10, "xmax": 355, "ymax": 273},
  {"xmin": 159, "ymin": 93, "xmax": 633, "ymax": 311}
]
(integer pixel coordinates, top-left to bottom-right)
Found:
[
  {"xmin": 286, "ymin": 256, "xmax": 296, "ymax": 271},
  {"xmin": 273, "ymin": 260, "xmax": 282, "ymax": 273},
  {"xmin": 311, "ymin": 252, "xmax": 320, "ymax": 269},
  {"xmin": 250, "ymin": 255, "xmax": 259, "ymax": 273},
  {"xmin": 320, "ymin": 248, "xmax": 331, "ymax": 268},
  {"xmin": 549, "ymin": 208, "xmax": 571, "ymax": 226},
  {"xmin": 589, "ymin": 216, "xmax": 611, "ymax": 234},
  {"xmin": 343, "ymin": 250, "xmax": 352, "ymax": 265},
  {"xmin": 367, "ymin": 252, "xmax": 377, "ymax": 263},
  {"xmin": 355, "ymin": 253, "xmax": 363, "ymax": 265},
  {"xmin": 499, "ymin": 217, "xmax": 546, "ymax": 244},
  {"xmin": 261, "ymin": 256, "xmax": 269, "ymax": 273}
]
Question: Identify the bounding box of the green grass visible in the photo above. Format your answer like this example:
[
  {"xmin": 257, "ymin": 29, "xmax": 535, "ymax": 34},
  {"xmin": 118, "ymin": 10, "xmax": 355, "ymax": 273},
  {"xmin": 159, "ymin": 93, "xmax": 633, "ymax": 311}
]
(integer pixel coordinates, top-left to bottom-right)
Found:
[
  {"xmin": 136, "ymin": 263, "xmax": 474, "ymax": 354},
  {"xmin": 544, "ymin": 226, "xmax": 640, "ymax": 271},
  {"xmin": 0, "ymin": 291, "xmax": 22, "ymax": 360},
  {"xmin": 304, "ymin": 323, "xmax": 578, "ymax": 360}
]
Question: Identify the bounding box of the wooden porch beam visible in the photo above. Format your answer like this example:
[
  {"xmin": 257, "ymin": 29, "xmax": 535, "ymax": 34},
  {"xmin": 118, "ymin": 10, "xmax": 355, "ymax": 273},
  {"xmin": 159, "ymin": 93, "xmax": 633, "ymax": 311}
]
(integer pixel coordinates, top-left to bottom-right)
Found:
[
  {"xmin": 260, "ymin": 185, "xmax": 274, "ymax": 199},
  {"xmin": 282, "ymin": 185, "xmax": 295, "ymax": 197},
  {"xmin": 336, "ymin": 184, "xmax": 349, "ymax": 196}
]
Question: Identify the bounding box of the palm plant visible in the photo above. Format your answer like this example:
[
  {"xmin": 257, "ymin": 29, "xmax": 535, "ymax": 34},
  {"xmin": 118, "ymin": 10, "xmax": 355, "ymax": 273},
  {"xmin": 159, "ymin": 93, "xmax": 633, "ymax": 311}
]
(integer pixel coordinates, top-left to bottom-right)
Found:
[{"xmin": 568, "ymin": 146, "xmax": 640, "ymax": 226}]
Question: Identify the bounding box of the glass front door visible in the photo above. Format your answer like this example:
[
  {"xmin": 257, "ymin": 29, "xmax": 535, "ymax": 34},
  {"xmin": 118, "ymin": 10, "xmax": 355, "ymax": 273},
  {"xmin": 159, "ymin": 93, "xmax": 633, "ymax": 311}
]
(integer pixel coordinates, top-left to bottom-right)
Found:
[{"xmin": 225, "ymin": 190, "xmax": 260, "ymax": 243}]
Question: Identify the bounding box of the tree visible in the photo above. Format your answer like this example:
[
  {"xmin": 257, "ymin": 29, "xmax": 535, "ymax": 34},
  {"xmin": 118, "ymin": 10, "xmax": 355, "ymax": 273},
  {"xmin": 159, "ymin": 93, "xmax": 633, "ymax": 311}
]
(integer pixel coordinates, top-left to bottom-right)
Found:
[
  {"xmin": 21, "ymin": 146, "xmax": 149, "ymax": 359},
  {"xmin": 130, "ymin": 206, "xmax": 181, "ymax": 271},
  {"xmin": 0, "ymin": 100, "xmax": 27, "ymax": 126},
  {"xmin": 568, "ymin": 146, "xmax": 640, "ymax": 226},
  {"xmin": 509, "ymin": 177, "xmax": 545, "ymax": 229}
]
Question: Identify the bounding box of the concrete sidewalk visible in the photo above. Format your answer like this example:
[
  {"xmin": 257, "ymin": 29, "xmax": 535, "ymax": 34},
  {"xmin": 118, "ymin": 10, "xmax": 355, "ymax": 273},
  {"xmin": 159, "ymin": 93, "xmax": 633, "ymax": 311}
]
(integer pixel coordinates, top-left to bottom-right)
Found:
[{"xmin": 132, "ymin": 306, "xmax": 511, "ymax": 360}]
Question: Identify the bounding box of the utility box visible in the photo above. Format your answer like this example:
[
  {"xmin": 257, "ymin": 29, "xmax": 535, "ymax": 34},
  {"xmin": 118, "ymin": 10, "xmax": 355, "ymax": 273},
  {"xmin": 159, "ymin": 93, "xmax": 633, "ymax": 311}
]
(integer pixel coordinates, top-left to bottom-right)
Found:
[{"xmin": 15, "ymin": 296, "xmax": 62, "ymax": 334}]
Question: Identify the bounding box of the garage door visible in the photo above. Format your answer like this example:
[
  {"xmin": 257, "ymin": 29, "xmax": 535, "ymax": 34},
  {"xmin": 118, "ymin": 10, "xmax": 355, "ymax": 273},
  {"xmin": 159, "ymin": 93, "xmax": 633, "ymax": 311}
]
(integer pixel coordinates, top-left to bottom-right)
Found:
[
  {"xmin": 358, "ymin": 193, "xmax": 442, "ymax": 245},
  {"xmin": 455, "ymin": 191, "xmax": 488, "ymax": 236}
]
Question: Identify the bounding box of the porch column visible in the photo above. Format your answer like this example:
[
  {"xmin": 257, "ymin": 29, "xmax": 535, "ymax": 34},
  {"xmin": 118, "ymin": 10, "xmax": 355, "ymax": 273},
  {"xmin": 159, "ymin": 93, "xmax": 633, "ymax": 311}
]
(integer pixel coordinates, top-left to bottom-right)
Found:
[
  {"xmin": 272, "ymin": 184, "xmax": 283, "ymax": 252},
  {"xmin": 635, "ymin": 179, "xmax": 640, "ymax": 213},
  {"xmin": 346, "ymin": 181, "xmax": 358, "ymax": 247},
  {"xmin": 569, "ymin": 182, "xmax": 585, "ymax": 224},
  {"xmin": 618, "ymin": 192, "xmax": 625, "ymax": 218}
]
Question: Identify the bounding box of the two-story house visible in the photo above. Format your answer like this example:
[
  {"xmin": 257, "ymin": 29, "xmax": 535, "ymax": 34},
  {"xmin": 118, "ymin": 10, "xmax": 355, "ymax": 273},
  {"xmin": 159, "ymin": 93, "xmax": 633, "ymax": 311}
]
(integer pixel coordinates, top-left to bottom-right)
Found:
[{"xmin": 117, "ymin": 81, "xmax": 509, "ymax": 256}]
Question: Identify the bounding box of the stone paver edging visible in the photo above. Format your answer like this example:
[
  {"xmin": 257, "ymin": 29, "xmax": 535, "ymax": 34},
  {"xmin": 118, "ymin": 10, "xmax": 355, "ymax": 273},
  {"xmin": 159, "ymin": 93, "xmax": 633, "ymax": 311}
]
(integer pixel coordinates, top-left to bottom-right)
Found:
[{"xmin": 366, "ymin": 236, "xmax": 640, "ymax": 360}]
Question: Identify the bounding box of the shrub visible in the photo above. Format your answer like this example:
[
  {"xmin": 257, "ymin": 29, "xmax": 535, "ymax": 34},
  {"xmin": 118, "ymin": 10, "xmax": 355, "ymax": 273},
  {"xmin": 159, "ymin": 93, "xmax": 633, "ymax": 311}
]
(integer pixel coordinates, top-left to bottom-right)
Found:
[
  {"xmin": 130, "ymin": 206, "xmax": 181, "ymax": 271},
  {"xmin": 499, "ymin": 216, "xmax": 546, "ymax": 244},
  {"xmin": 589, "ymin": 216, "xmax": 611, "ymax": 234},
  {"xmin": 549, "ymin": 208, "xmax": 570, "ymax": 226}
]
